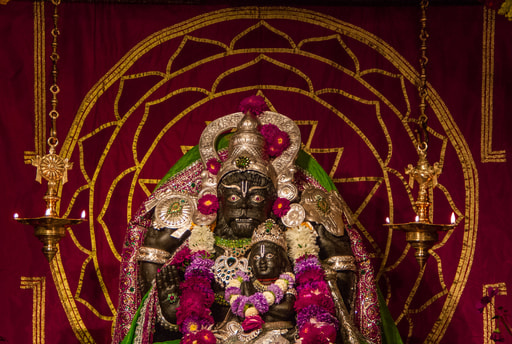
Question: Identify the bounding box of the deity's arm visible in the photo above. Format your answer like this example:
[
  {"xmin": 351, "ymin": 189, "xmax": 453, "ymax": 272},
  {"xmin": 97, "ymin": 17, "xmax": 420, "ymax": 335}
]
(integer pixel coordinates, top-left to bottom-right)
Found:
[
  {"xmin": 323, "ymin": 266, "xmax": 367, "ymax": 344},
  {"xmin": 138, "ymin": 226, "xmax": 189, "ymax": 304},
  {"xmin": 315, "ymin": 223, "xmax": 357, "ymax": 315}
]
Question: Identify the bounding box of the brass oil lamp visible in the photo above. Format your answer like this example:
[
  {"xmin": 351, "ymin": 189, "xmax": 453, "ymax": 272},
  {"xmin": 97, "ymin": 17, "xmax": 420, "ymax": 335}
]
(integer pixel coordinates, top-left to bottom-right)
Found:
[
  {"xmin": 385, "ymin": 145, "xmax": 455, "ymax": 267},
  {"xmin": 14, "ymin": 0, "xmax": 84, "ymax": 262},
  {"xmin": 385, "ymin": 0, "xmax": 455, "ymax": 268}
]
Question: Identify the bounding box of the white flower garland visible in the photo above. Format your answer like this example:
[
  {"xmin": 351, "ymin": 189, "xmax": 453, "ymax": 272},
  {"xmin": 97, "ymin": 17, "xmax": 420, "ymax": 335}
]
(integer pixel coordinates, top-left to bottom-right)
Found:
[
  {"xmin": 285, "ymin": 222, "xmax": 319, "ymax": 260},
  {"xmin": 188, "ymin": 224, "xmax": 215, "ymax": 254}
]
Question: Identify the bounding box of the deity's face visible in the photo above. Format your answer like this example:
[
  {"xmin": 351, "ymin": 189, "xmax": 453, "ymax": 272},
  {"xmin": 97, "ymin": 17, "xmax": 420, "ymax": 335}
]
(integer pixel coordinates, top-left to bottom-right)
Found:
[
  {"xmin": 249, "ymin": 241, "xmax": 287, "ymax": 280},
  {"xmin": 217, "ymin": 171, "xmax": 275, "ymax": 239}
]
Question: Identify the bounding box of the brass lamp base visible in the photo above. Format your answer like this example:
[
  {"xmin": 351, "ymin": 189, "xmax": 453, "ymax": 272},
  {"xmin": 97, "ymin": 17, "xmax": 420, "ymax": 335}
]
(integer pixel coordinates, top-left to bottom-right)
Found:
[
  {"xmin": 386, "ymin": 222, "xmax": 454, "ymax": 267},
  {"xmin": 16, "ymin": 216, "xmax": 84, "ymax": 262}
]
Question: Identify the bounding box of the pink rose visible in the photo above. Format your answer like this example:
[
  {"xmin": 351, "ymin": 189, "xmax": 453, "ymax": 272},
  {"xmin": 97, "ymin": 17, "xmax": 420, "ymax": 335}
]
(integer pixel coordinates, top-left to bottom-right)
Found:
[{"xmin": 241, "ymin": 315, "xmax": 264, "ymax": 332}]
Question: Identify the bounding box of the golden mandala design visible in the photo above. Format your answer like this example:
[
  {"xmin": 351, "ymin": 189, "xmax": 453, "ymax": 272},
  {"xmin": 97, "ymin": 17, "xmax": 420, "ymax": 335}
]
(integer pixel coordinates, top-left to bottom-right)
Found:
[{"xmin": 52, "ymin": 8, "xmax": 476, "ymax": 344}]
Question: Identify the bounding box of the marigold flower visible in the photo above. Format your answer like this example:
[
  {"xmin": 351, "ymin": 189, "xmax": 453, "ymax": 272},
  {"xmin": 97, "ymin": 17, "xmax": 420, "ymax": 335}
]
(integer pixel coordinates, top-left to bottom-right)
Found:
[
  {"xmin": 266, "ymin": 130, "xmax": 290, "ymax": 157},
  {"xmin": 260, "ymin": 123, "xmax": 280, "ymax": 142}
]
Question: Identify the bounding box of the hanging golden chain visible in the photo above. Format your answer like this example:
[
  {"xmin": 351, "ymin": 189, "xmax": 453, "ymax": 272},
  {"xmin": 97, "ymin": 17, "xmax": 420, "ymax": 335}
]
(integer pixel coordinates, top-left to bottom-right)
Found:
[
  {"xmin": 416, "ymin": 0, "xmax": 429, "ymax": 151},
  {"xmin": 48, "ymin": 0, "xmax": 61, "ymax": 153}
]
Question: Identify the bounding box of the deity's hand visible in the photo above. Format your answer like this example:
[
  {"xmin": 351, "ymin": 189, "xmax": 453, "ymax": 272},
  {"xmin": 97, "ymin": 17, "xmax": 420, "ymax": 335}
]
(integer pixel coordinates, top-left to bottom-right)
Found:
[
  {"xmin": 315, "ymin": 223, "xmax": 357, "ymax": 314},
  {"xmin": 156, "ymin": 264, "xmax": 181, "ymax": 323},
  {"xmin": 265, "ymin": 293, "xmax": 296, "ymax": 323},
  {"xmin": 315, "ymin": 223, "xmax": 353, "ymax": 258}
]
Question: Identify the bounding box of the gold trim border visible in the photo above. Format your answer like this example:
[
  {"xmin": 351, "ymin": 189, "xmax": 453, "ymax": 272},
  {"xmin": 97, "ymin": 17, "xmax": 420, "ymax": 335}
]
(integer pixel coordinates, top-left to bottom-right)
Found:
[
  {"xmin": 483, "ymin": 283, "xmax": 508, "ymax": 344},
  {"xmin": 24, "ymin": 1, "xmax": 46, "ymax": 164},
  {"xmin": 20, "ymin": 276, "xmax": 46, "ymax": 344},
  {"xmin": 481, "ymin": 7, "xmax": 506, "ymax": 163},
  {"xmin": 45, "ymin": 7, "xmax": 478, "ymax": 343},
  {"xmin": 50, "ymin": 252, "xmax": 95, "ymax": 343}
]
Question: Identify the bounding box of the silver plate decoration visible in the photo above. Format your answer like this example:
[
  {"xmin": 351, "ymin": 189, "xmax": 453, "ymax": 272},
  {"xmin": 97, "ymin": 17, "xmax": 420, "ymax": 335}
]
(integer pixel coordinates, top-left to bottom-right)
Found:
[
  {"xmin": 153, "ymin": 193, "xmax": 194, "ymax": 230},
  {"xmin": 300, "ymin": 186, "xmax": 346, "ymax": 236},
  {"xmin": 281, "ymin": 203, "xmax": 306, "ymax": 228}
]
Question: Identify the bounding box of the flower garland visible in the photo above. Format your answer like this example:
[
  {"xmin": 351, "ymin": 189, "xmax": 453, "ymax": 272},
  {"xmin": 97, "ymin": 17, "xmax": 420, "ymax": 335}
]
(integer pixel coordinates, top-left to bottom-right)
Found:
[
  {"xmin": 225, "ymin": 270, "xmax": 295, "ymax": 332},
  {"xmin": 174, "ymin": 225, "xmax": 217, "ymax": 344},
  {"xmin": 286, "ymin": 222, "xmax": 339, "ymax": 344},
  {"xmin": 286, "ymin": 222, "xmax": 319, "ymax": 259}
]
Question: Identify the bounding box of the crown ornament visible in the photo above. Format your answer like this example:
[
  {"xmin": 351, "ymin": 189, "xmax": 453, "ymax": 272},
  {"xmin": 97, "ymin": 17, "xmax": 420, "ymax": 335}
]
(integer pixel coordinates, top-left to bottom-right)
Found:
[
  {"xmin": 217, "ymin": 112, "xmax": 277, "ymax": 185},
  {"xmin": 251, "ymin": 219, "xmax": 287, "ymax": 252}
]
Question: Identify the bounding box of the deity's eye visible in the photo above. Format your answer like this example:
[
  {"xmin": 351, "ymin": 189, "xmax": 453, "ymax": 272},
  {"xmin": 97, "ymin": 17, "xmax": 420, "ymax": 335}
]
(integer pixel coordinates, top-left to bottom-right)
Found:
[
  {"xmin": 251, "ymin": 194, "xmax": 264, "ymax": 203},
  {"xmin": 265, "ymin": 253, "xmax": 274, "ymax": 259},
  {"xmin": 253, "ymin": 255, "xmax": 261, "ymax": 260},
  {"xmin": 228, "ymin": 194, "xmax": 240, "ymax": 202}
]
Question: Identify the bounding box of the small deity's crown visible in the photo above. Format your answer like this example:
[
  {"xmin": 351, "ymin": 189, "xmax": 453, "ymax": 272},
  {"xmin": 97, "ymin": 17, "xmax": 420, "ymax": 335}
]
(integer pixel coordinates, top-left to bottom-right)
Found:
[{"xmin": 252, "ymin": 219, "xmax": 287, "ymax": 252}]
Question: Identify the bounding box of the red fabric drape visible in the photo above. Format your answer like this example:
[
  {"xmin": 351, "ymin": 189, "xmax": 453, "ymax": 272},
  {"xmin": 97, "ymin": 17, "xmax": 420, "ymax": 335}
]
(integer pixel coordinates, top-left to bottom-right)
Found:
[{"xmin": 0, "ymin": 3, "xmax": 511, "ymax": 344}]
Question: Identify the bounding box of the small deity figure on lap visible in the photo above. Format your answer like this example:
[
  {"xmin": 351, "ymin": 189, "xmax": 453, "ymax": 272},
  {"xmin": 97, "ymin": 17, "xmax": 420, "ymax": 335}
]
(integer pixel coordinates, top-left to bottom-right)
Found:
[{"xmin": 218, "ymin": 219, "xmax": 296, "ymax": 343}]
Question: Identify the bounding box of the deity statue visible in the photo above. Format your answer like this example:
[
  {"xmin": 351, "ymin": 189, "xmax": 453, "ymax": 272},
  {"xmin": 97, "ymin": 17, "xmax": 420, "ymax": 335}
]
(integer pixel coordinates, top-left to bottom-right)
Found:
[{"xmin": 113, "ymin": 96, "xmax": 384, "ymax": 344}]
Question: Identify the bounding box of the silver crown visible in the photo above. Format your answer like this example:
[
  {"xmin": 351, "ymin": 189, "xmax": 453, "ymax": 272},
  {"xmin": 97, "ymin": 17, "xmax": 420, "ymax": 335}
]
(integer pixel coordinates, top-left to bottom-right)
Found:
[
  {"xmin": 251, "ymin": 219, "xmax": 287, "ymax": 252},
  {"xmin": 217, "ymin": 112, "xmax": 277, "ymax": 185},
  {"xmin": 198, "ymin": 106, "xmax": 301, "ymax": 206}
]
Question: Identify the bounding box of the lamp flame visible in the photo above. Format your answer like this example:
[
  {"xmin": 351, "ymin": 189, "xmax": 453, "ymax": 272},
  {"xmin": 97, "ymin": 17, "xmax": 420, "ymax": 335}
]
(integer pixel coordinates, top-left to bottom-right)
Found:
[
  {"xmin": 415, "ymin": 215, "xmax": 419, "ymax": 222},
  {"xmin": 13, "ymin": 213, "xmax": 19, "ymax": 219},
  {"xmin": 45, "ymin": 208, "xmax": 51, "ymax": 216},
  {"xmin": 81, "ymin": 210, "xmax": 86, "ymax": 219},
  {"xmin": 385, "ymin": 217, "xmax": 390, "ymax": 224},
  {"xmin": 451, "ymin": 212, "xmax": 456, "ymax": 224}
]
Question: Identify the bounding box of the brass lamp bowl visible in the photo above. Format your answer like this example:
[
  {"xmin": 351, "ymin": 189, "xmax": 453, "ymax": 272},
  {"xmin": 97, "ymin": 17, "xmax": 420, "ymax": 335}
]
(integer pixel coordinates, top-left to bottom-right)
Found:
[
  {"xmin": 16, "ymin": 216, "xmax": 84, "ymax": 262},
  {"xmin": 385, "ymin": 222, "xmax": 455, "ymax": 267}
]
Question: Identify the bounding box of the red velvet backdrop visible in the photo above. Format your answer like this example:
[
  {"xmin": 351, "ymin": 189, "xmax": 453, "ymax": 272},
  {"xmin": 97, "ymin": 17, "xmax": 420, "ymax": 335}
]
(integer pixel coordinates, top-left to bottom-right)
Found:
[{"xmin": 1, "ymin": 2, "xmax": 511, "ymax": 344}]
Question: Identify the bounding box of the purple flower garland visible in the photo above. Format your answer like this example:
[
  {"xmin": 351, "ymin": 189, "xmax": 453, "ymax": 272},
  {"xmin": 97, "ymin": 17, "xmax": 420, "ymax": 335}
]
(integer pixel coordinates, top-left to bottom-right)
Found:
[
  {"xmin": 294, "ymin": 255, "xmax": 339, "ymax": 344},
  {"xmin": 225, "ymin": 271, "xmax": 294, "ymax": 332},
  {"xmin": 175, "ymin": 251, "xmax": 216, "ymax": 344}
]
